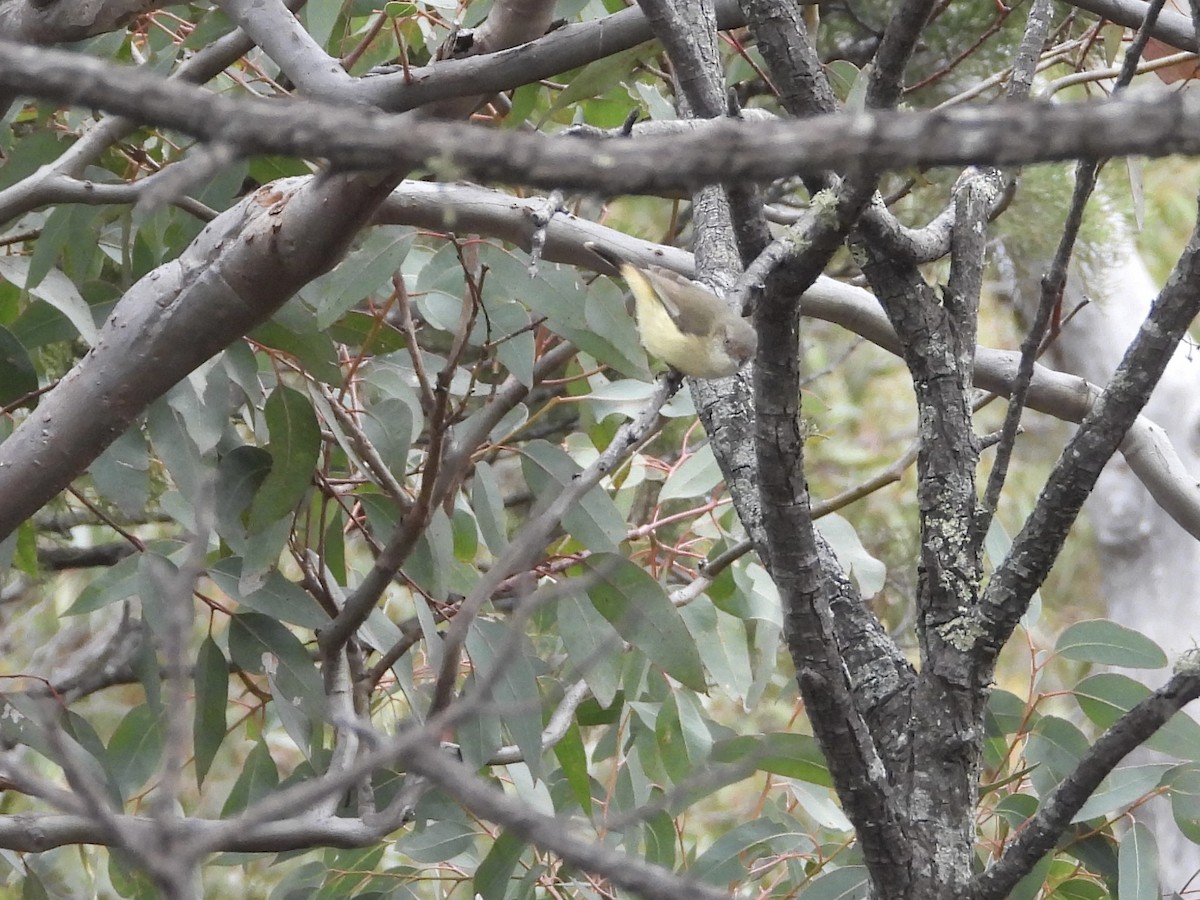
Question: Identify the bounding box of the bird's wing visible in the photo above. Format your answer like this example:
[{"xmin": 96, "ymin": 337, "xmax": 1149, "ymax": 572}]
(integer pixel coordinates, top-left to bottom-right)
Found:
[{"xmin": 633, "ymin": 266, "xmax": 724, "ymax": 336}]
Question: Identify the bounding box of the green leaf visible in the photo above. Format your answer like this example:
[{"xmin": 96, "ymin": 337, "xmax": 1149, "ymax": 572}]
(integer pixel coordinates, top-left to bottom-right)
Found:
[
  {"xmin": 227, "ymin": 613, "xmax": 325, "ymax": 748},
  {"xmin": 1050, "ymin": 878, "xmax": 1108, "ymax": 900},
  {"xmin": 659, "ymin": 445, "xmax": 722, "ymax": 501},
  {"xmin": 404, "ymin": 506, "xmax": 454, "ymax": 600},
  {"xmin": 317, "ymin": 847, "xmax": 387, "ymax": 898},
  {"xmin": 583, "ymin": 554, "xmax": 707, "ymax": 692},
  {"xmin": 984, "ymin": 518, "xmax": 1042, "ymax": 626},
  {"xmin": 0, "ymin": 324, "xmax": 36, "ymax": 407},
  {"xmin": 248, "ymin": 385, "xmax": 321, "ymax": 530},
  {"xmin": 303, "ymin": 226, "xmax": 414, "ymax": 329},
  {"xmin": 107, "ymin": 705, "xmax": 165, "ymax": 798},
  {"xmin": 1060, "ymin": 826, "xmax": 1119, "ymax": 880},
  {"xmin": 147, "ymin": 390, "xmax": 205, "ymax": 500},
  {"xmin": 653, "ymin": 697, "xmax": 690, "ymax": 784},
  {"xmin": 986, "ymin": 688, "xmax": 1036, "ymax": 738},
  {"xmin": 520, "ymin": 441, "xmax": 625, "ymax": 553},
  {"xmin": 544, "ymin": 47, "xmax": 645, "ymax": 118},
  {"xmin": 228, "ymin": 612, "xmax": 313, "ymax": 676},
  {"xmin": 1075, "ymin": 673, "xmax": 1200, "ymax": 760},
  {"xmin": 481, "ymin": 298, "xmax": 536, "ymax": 387},
  {"xmin": 1055, "ymin": 619, "xmax": 1167, "ymax": 668},
  {"xmin": 20, "ymin": 868, "xmax": 50, "ymax": 900},
  {"xmin": 472, "ymin": 461, "xmax": 509, "ymax": 553},
  {"xmin": 689, "ymin": 818, "xmax": 789, "ymax": 885},
  {"xmin": 711, "ymin": 732, "xmax": 832, "ymax": 785},
  {"xmin": 1071, "ymin": 764, "xmax": 1172, "ymax": 822},
  {"xmin": 220, "ymin": 740, "xmax": 280, "ymax": 816},
  {"xmin": 193, "ymin": 636, "xmax": 229, "ymax": 788},
  {"xmin": 324, "ymin": 308, "xmax": 407, "ymax": 353},
  {"xmin": 303, "ymin": 0, "xmax": 343, "ymax": 54},
  {"xmin": 465, "ymin": 618, "xmax": 543, "ymax": 777},
  {"xmin": 208, "ymin": 557, "xmax": 331, "ymax": 629},
  {"xmin": 826, "ymin": 60, "xmax": 862, "ymax": 104},
  {"xmin": 267, "ymin": 658, "xmax": 319, "ymax": 759},
  {"xmin": 480, "ymin": 248, "xmax": 645, "ymax": 378},
  {"xmin": 643, "ymin": 809, "xmax": 676, "ymax": 869},
  {"xmin": 552, "ymin": 721, "xmax": 592, "ymax": 815},
  {"xmin": 672, "ymin": 691, "xmax": 715, "ymax": 762},
  {"xmin": 1007, "ymin": 855, "xmax": 1053, "ymax": 900},
  {"xmin": 1025, "ymin": 716, "xmax": 1089, "ymax": 797},
  {"xmin": 680, "ymin": 599, "xmax": 751, "ymax": 700},
  {"xmin": 993, "ymin": 792, "xmax": 1038, "ymax": 829},
  {"xmin": 108, "ymin": 849, "xmax": 158, "ymax": 899},
  {"xmin": 65, "ymin": 551, "xmax": 140, "ymax": 615},
  {"xmin": 798, "ymin": 866, "xmax": 869, "ymax": 900},
  {"xmin": 89, "ymin": 426, "xmax": 151, "ymax": 518},
  {"xmin": 27, "ymin": 203, "xmax": 73, "ymax": 289},
  {"xmin": 1167, "ymin": 763, "xmax": 1200, "ymax": 843},
  {"xmin": 474, "ymin": 830, "xmax": 526, "ymax": 900},
  {"xmin": 359, "ymin": 397, "xmax": 415, "ymax": 484},
  {"xmin": 250, "ymin": 316, "xmax": 342, "ymax": 384},
  {"xmin": 1117, "ymin": 822, "xmax": 1158, "ymax": 900},
  {"xmin": 214, "ymin": 445, "xmax": 272, "ymax": 548},
  {"xmin": 557, "ymin": 591, "xmax": 622, "ymax": 707},
  {"xmin": 815, "ymin": 514, "xmax": 885, "ymax": 599},
  {"xmin": 395, "ymin": 821, "xmax": 477, "ymax": 863},
  {"xmin": 0, "ymin": 256, "xmax": 97, "ymax": 345}
]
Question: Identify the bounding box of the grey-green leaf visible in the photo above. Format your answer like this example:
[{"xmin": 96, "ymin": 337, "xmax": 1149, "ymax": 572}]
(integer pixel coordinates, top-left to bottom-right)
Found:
[
  {"xmin": 583, "ymin": 555, "xmax": 706, "ymax": 692},
  {"xmin": 1117, "ymin": 822, "xmax": 1158, "ymax": 900},
  {"xmin": 1056, "ymin": 619, "xmax": 1168, "ymax": 668},
  {"xmin": 194, "ymin": 636, "xmax": 229, "ymax": 788},
  {"xmin": 520, "ymin": 441, "xmax": 625, "ymax": 553},
  {"xmin": 249, "ymin": 385, "xmax": 321, "ymax": 530}
]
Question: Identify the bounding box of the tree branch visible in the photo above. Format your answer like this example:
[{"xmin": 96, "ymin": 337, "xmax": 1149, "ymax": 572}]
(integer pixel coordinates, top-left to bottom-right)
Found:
[
  {"xmin": 979, "ymin": 200, "xmax": 1200, "ymax": 666},
  {"xmin": 9, "ymin": 40, "xmax": 1200, "ymax": 191},
  {"xmin": 398, "ymin": 738, "xmax": 734, "ymax": 900},
  {"xmin": 973, "ymin": 665, "xmax": 1200, "ymax": 899}
]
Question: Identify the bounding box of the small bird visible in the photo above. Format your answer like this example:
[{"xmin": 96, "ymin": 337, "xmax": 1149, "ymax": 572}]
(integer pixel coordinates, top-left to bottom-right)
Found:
[{"xmin": 585, "ymin": 243, "xmax": 757, "ymax": 379}]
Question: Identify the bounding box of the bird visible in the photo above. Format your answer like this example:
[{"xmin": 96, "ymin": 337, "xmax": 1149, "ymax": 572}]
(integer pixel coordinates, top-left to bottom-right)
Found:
[{"xmin": 584, "ymin": 242, "xmax": 757, "ymax": 379}]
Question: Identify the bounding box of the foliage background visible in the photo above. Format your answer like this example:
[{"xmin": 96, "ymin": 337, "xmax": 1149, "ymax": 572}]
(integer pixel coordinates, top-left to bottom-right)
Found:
[{"xmin": 1, "ymin": 0, "xmax": 1199, "ymax": 897}]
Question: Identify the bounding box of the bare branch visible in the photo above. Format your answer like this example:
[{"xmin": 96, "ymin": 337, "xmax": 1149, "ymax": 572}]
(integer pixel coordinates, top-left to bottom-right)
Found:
[
  {"xmin": 375, "ymin": 181, "xmax": 1200, "ymax": 542},
  {"xmin": 213, "ymin": 0, "xmax": 352, "ymax": 98},
  {"xmin": 398, "ymin": 738, "xmax": 734, "ymax": 900},
  {"xmin": 9, "ymin": 41, "xmax": 1200, "ymax": 191},
  {"xmin": 980, "ymin": 200, "xmax": 1200, "ymax": 665},
  {"xmin": 0, "ymin": 0, "xmax": 162, "ymax": 43}
]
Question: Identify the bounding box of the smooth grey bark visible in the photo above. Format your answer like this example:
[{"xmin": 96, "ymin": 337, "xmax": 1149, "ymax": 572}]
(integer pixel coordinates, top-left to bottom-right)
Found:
[{"xmin": 1005, "ymin": 226, "xmax": 1200, "ymax": 892}]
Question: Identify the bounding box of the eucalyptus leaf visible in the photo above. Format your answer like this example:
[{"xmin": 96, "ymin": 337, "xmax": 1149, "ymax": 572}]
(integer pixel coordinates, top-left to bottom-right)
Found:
[
  {"xmin": 193, "ymin": 636, "xmax": 229, "ymax": 788},
  {"xmin": 1056, "ymin": 619, "xmax": 1167, "ymax": 669},
  {"xmin": 1117, "ymin": 822, "xmax": 1158, "ymax": 900},
  {"xmin": 248, "ymin": 385, "xmax": 321, "ymax": 530},
  {"xmin": 583, "ymin": 554, "xmax": 706, "ymax": 692}
]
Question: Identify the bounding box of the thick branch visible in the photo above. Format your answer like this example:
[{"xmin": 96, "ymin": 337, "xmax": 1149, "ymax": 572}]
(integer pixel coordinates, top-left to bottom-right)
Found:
[
  {"xmin": 9, "ymin": 41, "xmax": 1200, "ymax": 190},
  {"xmin": 0, "ymin": 0, "xmax": 160, "ymax": 43},
  {"xmin": 0, "ymin": 173, "xmax": 394, "ymax": 541},
  {"xmin": 1064, "ymin": 0, "xmax": 1196, "ymax": 50}
]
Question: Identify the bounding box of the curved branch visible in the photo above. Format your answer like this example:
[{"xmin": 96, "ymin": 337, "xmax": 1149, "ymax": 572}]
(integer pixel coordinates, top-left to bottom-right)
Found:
[{"xmin": 374, "ymin": 181, "xmax": 1200, "ymax": 543}]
